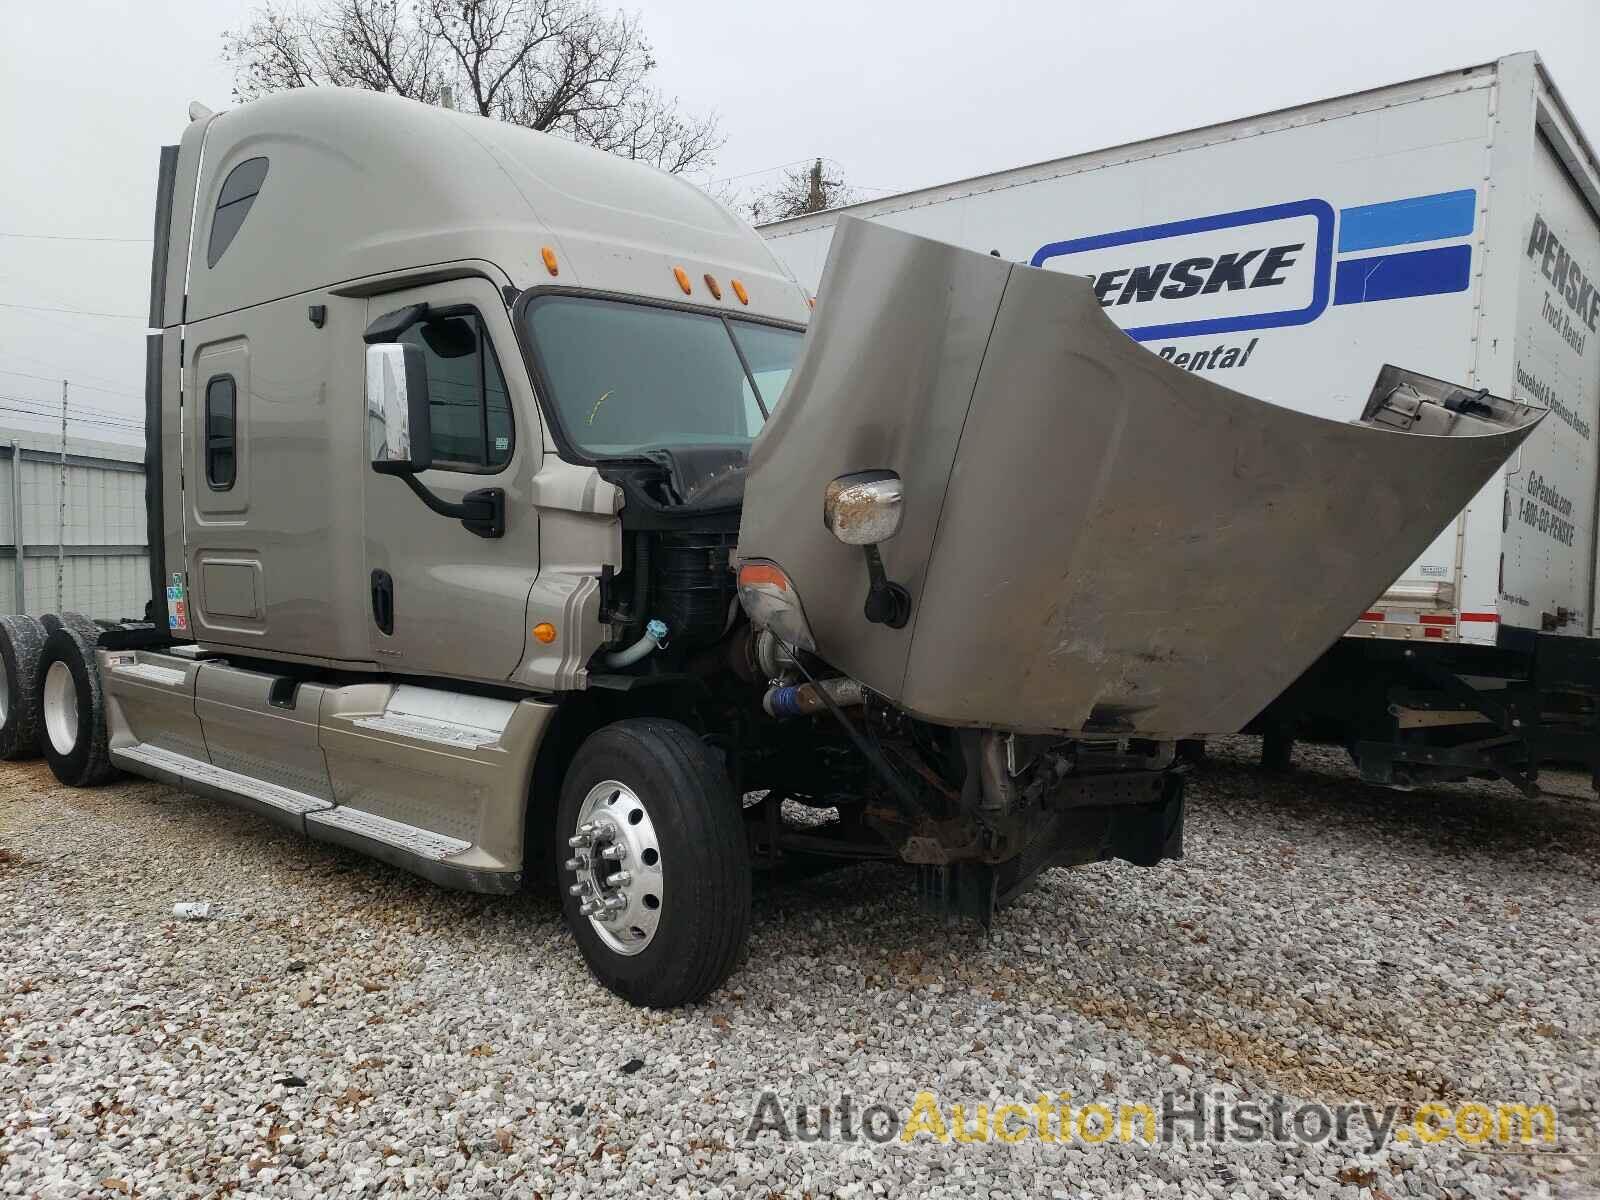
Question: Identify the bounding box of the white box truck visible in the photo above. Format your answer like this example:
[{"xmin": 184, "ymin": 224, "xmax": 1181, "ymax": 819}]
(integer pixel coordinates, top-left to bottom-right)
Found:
[{"xmin": 761, "ymin": 52, "xmax": 1600, "ymax": 794}]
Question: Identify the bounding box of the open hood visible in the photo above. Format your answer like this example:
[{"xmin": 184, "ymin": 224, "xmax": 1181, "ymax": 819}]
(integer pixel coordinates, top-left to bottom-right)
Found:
[{"xmin": 736, "ymin": 217, "xmax": 1544, "ymax": 737}]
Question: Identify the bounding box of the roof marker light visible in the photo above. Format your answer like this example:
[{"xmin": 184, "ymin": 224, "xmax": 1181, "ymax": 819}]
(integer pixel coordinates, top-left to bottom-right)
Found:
[
  {"xmin": 807, "ymin": 295, "xmax": 816, "ymax": 309},
  {"xmin": 730, "ymin": 279, "xmax": 749, "ymax": 305},
  {"xmin": 540, "ymin": 246, "xmax": 559, "ymax": 276},
  {"xmin": 673, "ymin": 267, "xmax": 693, "ymax": 295},
  {"xmin": 703, "ymin": 274, "xmax": 722, "ymax": 300}
]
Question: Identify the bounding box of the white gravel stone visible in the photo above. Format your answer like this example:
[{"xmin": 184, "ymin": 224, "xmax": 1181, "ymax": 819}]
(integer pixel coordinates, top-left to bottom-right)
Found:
[{"xmin": 1, "ymin": 741, "xmax": 1597, "ymax": 1197}]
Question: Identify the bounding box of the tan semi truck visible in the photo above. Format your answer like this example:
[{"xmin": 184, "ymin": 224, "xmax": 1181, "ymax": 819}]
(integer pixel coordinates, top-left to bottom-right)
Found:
[{"xmin": 0, "ymin": 89, "xmax": 1543, "ymax": 1006}]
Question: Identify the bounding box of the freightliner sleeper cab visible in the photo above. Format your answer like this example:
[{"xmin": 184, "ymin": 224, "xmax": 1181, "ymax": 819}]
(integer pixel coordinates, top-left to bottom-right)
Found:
[{"xmin": 0, "ymin": 89, "xmax": 1542, "ymax": 1005}]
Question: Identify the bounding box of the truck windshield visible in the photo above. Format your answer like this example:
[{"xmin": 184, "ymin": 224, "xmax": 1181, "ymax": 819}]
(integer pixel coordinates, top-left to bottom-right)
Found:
[{"xmin": 522, "ymin": 296, "xmax": 804, "ymax": 457}]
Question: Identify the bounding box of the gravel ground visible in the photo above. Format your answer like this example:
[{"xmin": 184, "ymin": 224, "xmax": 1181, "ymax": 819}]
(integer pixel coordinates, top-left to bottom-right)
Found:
[{"xmin": 3, "ymin": 738, "xmax": 1599, "ymax": 1199}]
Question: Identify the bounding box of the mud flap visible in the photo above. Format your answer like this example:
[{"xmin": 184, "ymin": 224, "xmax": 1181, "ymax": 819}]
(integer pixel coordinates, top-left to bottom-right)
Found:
[{"xmin": 737, "ymin": 217, "xmax": 1545, "ymax": 738}]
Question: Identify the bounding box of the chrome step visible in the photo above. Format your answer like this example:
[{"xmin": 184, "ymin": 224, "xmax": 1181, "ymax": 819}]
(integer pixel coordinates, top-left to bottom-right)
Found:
[
  {"xmin": 112, "ymin": 742, "xmax": 332, "ymax": 818},
  {"xmin": 105, "ymin": 660, "xmax": 188, "ymax": 688},
  {"xmin": 352, "ymin": 711, "xmax": 504, "ymax": 750},
  {"xmin": 305, "ymin": 805, "xmax": 471, "ymax": 861}
]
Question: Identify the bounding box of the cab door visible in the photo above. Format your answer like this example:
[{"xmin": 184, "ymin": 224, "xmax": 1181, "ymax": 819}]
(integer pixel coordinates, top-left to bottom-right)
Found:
[{"xmin": 362, "ymin": 277, "xmax": 541, "ymax": 683}]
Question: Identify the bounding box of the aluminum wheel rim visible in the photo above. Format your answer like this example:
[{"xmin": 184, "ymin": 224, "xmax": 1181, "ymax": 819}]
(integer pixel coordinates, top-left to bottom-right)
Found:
[
  {"xmin": 565, "ymin": 780, "xmax": 664, "ymax": 955},
  {"xmin": 0, "ymin": 654, "xmax": 9, "ymax": 724},
  {"xmin": 43, "ymin": 660, "xmax": 78, "ymax": 757}
]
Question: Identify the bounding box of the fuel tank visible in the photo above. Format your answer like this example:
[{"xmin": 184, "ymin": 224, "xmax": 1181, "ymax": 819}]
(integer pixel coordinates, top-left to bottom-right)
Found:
[{"xmin": 736, "ymin": 217, "xmax": 1544, "ymax": 737}]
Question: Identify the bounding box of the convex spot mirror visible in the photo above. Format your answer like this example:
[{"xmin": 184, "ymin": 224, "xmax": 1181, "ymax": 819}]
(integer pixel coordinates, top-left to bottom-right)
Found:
[
  {"xmin": 366, "ymin": 342, "xmax": 434, "ymax": 474},
  {"xmin": 823, "ymin": 470, "xmax": 904, "ymax": 545}
]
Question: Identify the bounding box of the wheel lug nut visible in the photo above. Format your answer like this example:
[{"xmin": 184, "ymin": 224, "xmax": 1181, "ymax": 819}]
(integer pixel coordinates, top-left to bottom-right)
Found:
[
  {"xmin": 578, "ymin": 899, "xmax": 600, "ymax": 917},
  {"xmin": 567, "ymin": 882, "xmax": 588, "ymax": 896},
  {"xmin": 567, "ymin": 833, "xmax": 591, "ymax": 849},
  {"xmin": 601, "ymin": 844, "xmax": 625, "ymax": 861},
  {"xmin": 563, "ymin": 857, "xmax": 585, "ymax": 872},
  {"xmin": 605, "ymin": 870, "xmax": 631, "ymax": 887},
  {"xmin": 602, "ymin": 894, "xmax": 626, "ymax": 912}
]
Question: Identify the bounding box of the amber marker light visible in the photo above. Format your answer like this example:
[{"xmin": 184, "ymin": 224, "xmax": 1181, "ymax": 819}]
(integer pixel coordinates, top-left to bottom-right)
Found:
[
  {"xmin": 703, "ymin": 274, "xmax": 723, "ymax": 300},
  {"xmin": 673, "ymin": 266, "xmax": 693, "ymax": 294},
  {"xmin": 737, "ymin": 562, "xmax": 790, "ymax": 591},
  {"xmin": 730, "ymin": 278, "xmax": 749, "ymax": 305},
  {"xmin": 532, "ymin": 622, "xmax": 558, "ymax": 644},
  {"xmin": 540, "ymin": 246, "xmax": 559, "ymax": 276}
]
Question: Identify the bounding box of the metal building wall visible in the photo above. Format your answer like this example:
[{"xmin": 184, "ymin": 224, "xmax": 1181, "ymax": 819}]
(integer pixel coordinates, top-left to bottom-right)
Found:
[{"xmin": 0, "ymin": 428, "xmax": 148, "ymax": 621}]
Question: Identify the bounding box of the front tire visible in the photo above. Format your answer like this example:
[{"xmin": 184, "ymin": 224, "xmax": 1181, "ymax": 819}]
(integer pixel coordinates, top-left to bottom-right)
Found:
[
  {"xmin": 557, "ymin": 718, "xmax": 750, "ymax": 1007},
  {"xmin": 38, "ymin": 626, "xmax": 117, "ymax": 787}
]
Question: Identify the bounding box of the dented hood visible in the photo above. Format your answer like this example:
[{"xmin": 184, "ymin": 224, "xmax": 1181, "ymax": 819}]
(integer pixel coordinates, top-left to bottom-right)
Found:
[{"xmin": 735, "ymin": 218, "xmax": 1544, "ymax": 737}]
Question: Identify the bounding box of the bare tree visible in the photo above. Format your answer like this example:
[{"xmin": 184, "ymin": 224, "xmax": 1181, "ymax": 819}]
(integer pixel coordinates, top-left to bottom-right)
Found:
[
  {"xmin": 224, "ymin": 0, "xmax": 723, "ymax": 174},
  {"xmin": 744, "ymin": 159, "xmax": 858, "ymax": 224}
]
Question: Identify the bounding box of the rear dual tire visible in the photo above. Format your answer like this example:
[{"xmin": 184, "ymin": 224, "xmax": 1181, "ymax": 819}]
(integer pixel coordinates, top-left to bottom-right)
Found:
[
  {"xmin": 0, "ymin": 615, "xmax": 46, "ymax": 759},
  {"xmin": 558, "ymin": 718, "xmax": 751, "ymax": 1008},
  {"xmin": 38, "ymin": 624, "xmax": 117, "ymax": 787}
]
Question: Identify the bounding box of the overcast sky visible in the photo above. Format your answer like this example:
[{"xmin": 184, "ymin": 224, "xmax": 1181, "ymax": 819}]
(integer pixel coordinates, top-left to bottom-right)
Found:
[{"xmin": 1, "ymin": 0, "xmax": 1595, "ymax": 443}]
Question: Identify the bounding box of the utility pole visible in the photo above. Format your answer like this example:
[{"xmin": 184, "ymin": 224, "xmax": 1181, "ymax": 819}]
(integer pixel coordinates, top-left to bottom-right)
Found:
[
  {"xmin": 57, "ymin": 379, "xmax": 66, "ymax": 611},
  {"xmin": 805, "ymin": 159, "xmax": 825, "ymax": 213}
]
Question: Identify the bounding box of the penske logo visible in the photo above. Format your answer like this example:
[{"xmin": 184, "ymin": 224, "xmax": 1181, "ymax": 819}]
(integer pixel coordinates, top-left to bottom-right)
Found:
[
  {"xmin": 1033, "ymin": 189, "xmax": 1476, "ymax": 342},
  {"xmin": 1089, "ymin": 245, "xmax": 1303, "ymax": 306}
]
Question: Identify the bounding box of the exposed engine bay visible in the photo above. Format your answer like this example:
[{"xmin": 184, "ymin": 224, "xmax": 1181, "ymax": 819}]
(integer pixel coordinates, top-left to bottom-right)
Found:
[
  {"xmin": 581, "ymin": 220, "xmax": 1543, "ymax": 921},
  {"xmin": 590, "ymin": 450, "xmax": 1188, "ymax": 922}
]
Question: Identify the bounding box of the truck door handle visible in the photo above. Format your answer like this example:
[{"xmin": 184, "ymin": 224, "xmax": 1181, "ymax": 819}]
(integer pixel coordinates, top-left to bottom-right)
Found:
[{"xmin": 371, "ymin": 569, "xmax": 394, "ymax": 635}]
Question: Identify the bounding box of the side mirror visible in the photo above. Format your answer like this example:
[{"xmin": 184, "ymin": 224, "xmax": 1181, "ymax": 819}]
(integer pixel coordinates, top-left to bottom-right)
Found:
[
  {"xmin": 823, "ymin": 470, "xmax": 911, "ymax": 628},
  {"xmin": 366, "ymin": 342, "xmax": 434, "ymax": 474},
  {"xmin": 824, "ymin": 470, "xmax": 904, "ymax": 545}
]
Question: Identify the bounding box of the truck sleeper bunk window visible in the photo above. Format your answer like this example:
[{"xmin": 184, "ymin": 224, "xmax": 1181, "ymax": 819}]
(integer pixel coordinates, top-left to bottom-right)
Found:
[
  {"xmin": 399, "ymin": 312, "xmax": 513, "ymax": 471},
  {"xmin": 204, "ymin": 375, "xmax": 236, "ymax": 490},
  {"xmin": 207, "ymin": 157, "xmax": 269, "ymax": 268}
]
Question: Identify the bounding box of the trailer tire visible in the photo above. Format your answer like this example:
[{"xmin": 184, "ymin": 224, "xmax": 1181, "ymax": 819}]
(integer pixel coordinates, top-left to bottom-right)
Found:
[
  {"xmin": 0, "ymin": 615, "xmax": 47, "ymax": 759},
  {"xmin": 558, "ymin": 718, "xmax": 750, "ymax": 1008},
  {"xmin": 37, "ymin": 626, "xmax": 117, "ymax": 788}
]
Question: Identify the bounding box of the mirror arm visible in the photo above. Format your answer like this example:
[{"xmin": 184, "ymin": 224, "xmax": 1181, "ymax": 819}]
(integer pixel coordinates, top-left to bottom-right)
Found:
[
  {"xmin": 387, "ymin": 469, "xmax": 506, "ymax": 539},
  {"xmin": 860, "ymin": 544, "xmax": 911, "ymax": 628}
]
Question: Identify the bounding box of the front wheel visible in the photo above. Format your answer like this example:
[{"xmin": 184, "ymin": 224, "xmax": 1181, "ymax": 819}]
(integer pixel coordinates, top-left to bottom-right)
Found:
[{"xmin": 557, "ymin": 718, "xmax": 751, "ymax": 1007}]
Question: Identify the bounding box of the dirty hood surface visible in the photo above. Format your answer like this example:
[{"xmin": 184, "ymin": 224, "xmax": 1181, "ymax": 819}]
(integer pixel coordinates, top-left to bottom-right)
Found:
[{"xmin": 736, "ymin": 218, "xmax": 1543, "ymax": 737}]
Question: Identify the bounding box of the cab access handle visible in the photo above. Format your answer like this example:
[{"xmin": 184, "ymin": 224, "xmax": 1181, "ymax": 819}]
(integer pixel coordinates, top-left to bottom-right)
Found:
[
  {"xmin": 370, "ymin": 569, "xmax": 394, "ymax": 635},
  {"xmin": 364, "ymin": 341, "xmax": 506, "ymax": 539}
]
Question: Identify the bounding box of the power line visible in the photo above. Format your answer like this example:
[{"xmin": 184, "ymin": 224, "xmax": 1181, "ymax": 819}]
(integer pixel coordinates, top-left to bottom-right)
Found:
[
  {"xmin": 0, "ymin": 387, "xmax": 141, "ymax": 425},
  {"xmin": 0, "ymin": 407, "xmax": 143, "ymax": 433},
  {"xmin": 5, "ymin": 353, "xmax": 140, "ymax": 391},
  {"xmin": 0, "ymin": 301, "xmax": 146, "ymax": 320},
  {"xmin": 0, "ymin": 396, "xmax": 141, "ymax": 424},
  {"xmin": 708, "ymin": 158, "xmax": 814, "ymax": 186},
  {"xmin": 0, "ymin": 394, "xmax": 143, "ymax": 428},
  {"xmin": 0, "ymin": 232, "xmax": 151, "ymax": 244},
  {"xmin": 0, "ymin": 367, "xmax": 141, "ymax": 400}
]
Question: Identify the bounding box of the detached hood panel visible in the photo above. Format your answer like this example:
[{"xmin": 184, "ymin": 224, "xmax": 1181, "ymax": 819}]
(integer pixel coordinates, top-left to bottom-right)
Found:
[{"xmin": 736, "ymin": 218, "xmax": 1544, "ymax": 737}]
